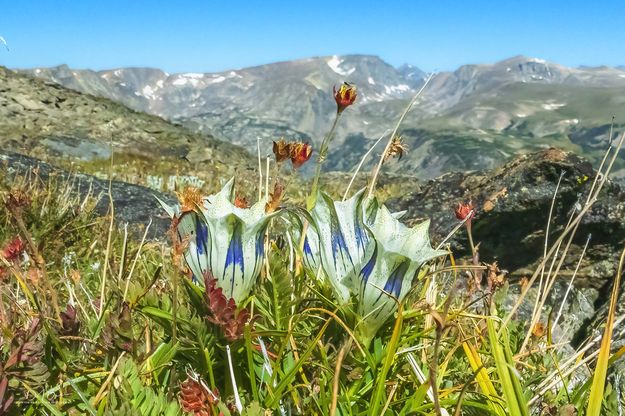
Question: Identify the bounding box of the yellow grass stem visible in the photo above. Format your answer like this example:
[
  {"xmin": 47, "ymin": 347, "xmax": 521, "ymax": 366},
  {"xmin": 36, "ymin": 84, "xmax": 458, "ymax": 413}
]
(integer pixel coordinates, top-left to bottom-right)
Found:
[{"xmin": 586, "ymin": 245, "xmax": 625, "ymax": 416}]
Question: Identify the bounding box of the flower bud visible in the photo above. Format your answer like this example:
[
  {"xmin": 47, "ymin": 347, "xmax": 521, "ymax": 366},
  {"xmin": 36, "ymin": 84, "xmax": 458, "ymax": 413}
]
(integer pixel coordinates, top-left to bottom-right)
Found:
[{"xmin": 333, "ymin": 82, "xmax": 357, "ymax": 113}]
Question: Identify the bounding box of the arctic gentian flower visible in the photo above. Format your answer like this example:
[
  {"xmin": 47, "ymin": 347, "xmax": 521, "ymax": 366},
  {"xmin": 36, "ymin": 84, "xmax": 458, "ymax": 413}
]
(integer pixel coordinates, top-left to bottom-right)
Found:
[
  {"xmin": 304, "ymin": 189, "xmax": 372, "ymax": 304},
  {"xmin": 302, "ymin": 190, "xmax": 446, "ymax": 344},
  {"xmin": 350, "ymin": 203, "xmax": 446, "ymax": 343},
  {"xmin": 159, "ymin": 179, "xmax": 279, "ymax": 304}
]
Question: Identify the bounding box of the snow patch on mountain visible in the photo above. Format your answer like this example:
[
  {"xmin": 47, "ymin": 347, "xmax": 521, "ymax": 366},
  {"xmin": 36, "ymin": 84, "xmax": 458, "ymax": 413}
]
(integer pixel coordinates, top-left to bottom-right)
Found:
[
  {"xmin": 384, "ymin": 84, "xmax": 411, "ymax": 94},
  {"xmin": 327, "ymin": 55, "xmax": 356, "ymax": 76},
  {"xmin": 542, "ymin": 102, "xmax": 566, "ymax": 110}
]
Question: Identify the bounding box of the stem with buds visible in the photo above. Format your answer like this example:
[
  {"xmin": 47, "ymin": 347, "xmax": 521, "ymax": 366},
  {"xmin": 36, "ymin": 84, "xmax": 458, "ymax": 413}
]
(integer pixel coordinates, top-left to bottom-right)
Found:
[
  {"xmin": 367, "ymin": 73, "xmax": 434, "ymax": 199},
  {"xmin": 308, "ymin": 111, "xmax": 343, "ymax": 209}
]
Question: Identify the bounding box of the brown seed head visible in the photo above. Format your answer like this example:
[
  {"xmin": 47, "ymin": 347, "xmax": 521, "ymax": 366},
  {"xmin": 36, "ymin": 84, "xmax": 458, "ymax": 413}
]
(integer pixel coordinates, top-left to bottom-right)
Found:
[
  {"xmin": 532, "ymin": 322, "xmax": 546, "ymax": 338},
  {"xmin": 265, "ymin": 182, "xmax": 284, "ymax": 213},
  {"xmin": 383, "ymin": 136, "xmax": 409, "ymax": 163},
  {"xmin": 272, "ymin": 138, "xmax": 291, "ymax": 163},
  {"xmin": 176, "ymin": 187, "xmax": 204, "ymax": 214},
  {"xmin": 5, "ymin": 190, "xmax": 31, "ymax": 210},
  {"xmin": 289, "ymin": 142, "xmax": 313, "ymax": 168}
]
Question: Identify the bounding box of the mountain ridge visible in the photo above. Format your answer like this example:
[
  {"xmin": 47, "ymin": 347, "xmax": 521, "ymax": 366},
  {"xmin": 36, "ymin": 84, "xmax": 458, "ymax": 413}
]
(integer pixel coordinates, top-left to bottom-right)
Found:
[
  {"xmin": 0, "ymin": 65, "xmax": 254, "ymax": 186},
  {"xmin": 23, "ymin": 55, "xmax": 625, "ymax": 178}
]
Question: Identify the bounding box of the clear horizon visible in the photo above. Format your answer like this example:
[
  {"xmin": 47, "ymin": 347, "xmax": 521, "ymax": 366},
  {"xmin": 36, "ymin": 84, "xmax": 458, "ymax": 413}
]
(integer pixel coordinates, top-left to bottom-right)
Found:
[{"xmin": 1, "ymin": 1, "xmax": 623, "ymax": 73}]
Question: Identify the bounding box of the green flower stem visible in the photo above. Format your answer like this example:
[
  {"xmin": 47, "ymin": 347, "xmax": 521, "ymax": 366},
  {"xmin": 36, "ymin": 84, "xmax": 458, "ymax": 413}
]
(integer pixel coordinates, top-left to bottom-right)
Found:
[{"xmin": 307, "ymin": 110, "xmax": 343, "ymax": 210}]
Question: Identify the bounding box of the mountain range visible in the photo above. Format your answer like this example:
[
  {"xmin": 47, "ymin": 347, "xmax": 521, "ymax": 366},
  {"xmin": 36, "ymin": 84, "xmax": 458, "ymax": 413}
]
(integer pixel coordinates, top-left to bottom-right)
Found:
[{"xmin": 22, "ymin": 55, "xmax": 625, "ymax": 178}]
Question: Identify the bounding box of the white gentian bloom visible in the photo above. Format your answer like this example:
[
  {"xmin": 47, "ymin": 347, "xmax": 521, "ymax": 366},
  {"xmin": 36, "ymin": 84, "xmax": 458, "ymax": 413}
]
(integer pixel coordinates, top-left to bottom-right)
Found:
[
  {"xmin": 305, "ymin": 189, "xmax": 371, "ymax": 305},
  {"xmin": 159, "ymin": 179, "xmax": 279, "ymax": 303},
  {"xmin": 351, "ymin": 203, "xmax": 446, "ymax": 342},
  {"xmin": 304, "ymin": 191, "xmax": 446, "ymax": 343}
]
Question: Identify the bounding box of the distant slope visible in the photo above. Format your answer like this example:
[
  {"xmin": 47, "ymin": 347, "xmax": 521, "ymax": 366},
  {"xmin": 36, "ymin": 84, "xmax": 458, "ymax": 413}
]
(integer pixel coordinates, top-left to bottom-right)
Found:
[
  {"xmin": 25, "ymin": 55, "xmax": 625, "ymax": 178},
  {"xmin": 0, "ymin": 66, "xmax": 254, "ymax": 186}
]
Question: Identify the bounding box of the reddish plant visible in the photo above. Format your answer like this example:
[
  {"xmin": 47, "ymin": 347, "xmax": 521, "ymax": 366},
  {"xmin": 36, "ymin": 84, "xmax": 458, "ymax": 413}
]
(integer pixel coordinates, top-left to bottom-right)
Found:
[
  {"xmin": 1, "ymin": 237, "xmax": 24, "ymax": 263},
  {"xmin": 289, "ymin": 142, "xmax": 313, "ymax": 168},
  {"xmin": 203, "ymin": 273, "xmax": 252, "ymax": 341},
  {"xmin": 179, "ymin": 376, "xmax": 220, "ymax": 416},
  {"xmin": 60, "ymin": 304, "xmax": 80, "ymax": 336}
]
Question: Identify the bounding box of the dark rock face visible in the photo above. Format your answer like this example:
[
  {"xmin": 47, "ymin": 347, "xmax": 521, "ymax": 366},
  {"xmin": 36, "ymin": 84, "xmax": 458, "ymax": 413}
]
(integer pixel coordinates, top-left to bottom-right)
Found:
[
  {"xmin": 390, "ymin": 148, "xmax": 625, "ymax": 285},
  {"xmin": 1, "ymin": 151, "xmax": 175, "ymax": 239}
]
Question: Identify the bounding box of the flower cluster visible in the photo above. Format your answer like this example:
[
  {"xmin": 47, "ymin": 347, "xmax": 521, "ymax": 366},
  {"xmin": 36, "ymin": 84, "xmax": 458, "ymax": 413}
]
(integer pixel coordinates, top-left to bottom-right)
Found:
[{"xmin": 160, "ymin": 83, "xmax": 445, "ymax": 346}]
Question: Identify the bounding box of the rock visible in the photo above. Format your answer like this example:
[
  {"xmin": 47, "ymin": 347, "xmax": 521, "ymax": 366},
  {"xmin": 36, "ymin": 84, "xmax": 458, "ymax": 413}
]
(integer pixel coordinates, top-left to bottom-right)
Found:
[
  {"xmin": 1, "ymin": 150, "xmax": 175, "ymax": 240},
  {"xmin": 388, "ymin": 148, "xmax": 625, "ymax": 345},
  {"xmin": 390, "ymin": 148, "xmax": 625, "ymax": 285},
  {"xmin": 12, "ymin": 95, "xmax": 45, "ymax": 111}
]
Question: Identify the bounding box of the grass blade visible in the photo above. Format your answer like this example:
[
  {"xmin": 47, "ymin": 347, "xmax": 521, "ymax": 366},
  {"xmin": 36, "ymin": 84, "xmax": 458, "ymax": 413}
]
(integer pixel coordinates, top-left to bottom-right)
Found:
[{"xmin": 586, "ymin": 245, "xmax": 625, "ymax": 416}]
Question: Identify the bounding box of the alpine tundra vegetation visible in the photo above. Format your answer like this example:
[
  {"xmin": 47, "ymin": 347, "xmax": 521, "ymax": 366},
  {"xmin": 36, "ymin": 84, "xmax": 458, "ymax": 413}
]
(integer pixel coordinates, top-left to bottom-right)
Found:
[{"xmin": 1, "ymin": 68, "xmax": 625, "ymax": 416}]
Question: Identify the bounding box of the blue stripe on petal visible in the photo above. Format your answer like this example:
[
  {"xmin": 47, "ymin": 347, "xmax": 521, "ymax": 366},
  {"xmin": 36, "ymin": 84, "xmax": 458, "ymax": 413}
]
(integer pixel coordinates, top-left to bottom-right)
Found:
[
  {"xmin": 256, "ymin": 231, "xmax": 265, "ymax": 258},
  {"xmin": 359, "ymin": 243, "xmax": 377, "ymax": 285},
  {"xmin": 383, "ymin": 261, "xmax": 409, "ymax": 298},
  {"xmin": 330, "ymin": 216, "xmax": 353, "ymax": 267},
  {"xmin": 224, "ymin": 221, "xmax": 244, "ymax": 295},
  {"xmin": 196, "ymin": 215, "xmax": 209, "ymax": 255},
  {"xmin": 303, "ymin": 237, "xmax": 313, "ymax": 256},
  {"xmin": 354, "ymin": 223, "xmax": 368, "ymax": 254}
]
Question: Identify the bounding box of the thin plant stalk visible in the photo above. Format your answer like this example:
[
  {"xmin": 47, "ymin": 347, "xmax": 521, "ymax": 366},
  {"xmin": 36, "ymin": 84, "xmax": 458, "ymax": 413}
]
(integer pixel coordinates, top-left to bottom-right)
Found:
[
  {"xmin": 99, "ymin": 141, "xmax": 115, "ymax": 318},
  {"xmin": 330, "ymin": 338, "xmax": 352, "ymax": 416},
  {"xmin": 308, "ymin": 111, "xmax": 343, "ymax": 208},
  {"xmin": 533, "ymin": 171, "xmax": 565, "ymax": 321},
  {"xmin": 226, "ymin": 344, "xmax": 243, "ymax": 413},
  {"xmin": 257, "ymin": 137, "xmax": 263, "ymax": 201},
  {"xmin": 367, "ymin": 73, "xmax": 434, "ymax": 198},
  {"xmin": 342, "ymin": 130, "xmax": 389, "ymax": 201},
  {"xmin": 122, "ymin": 219, "xmax": 152, "ymax": 303},
  {"xmin": 553, "ymin": 234, "xmax": 591, "ymax": 330}
]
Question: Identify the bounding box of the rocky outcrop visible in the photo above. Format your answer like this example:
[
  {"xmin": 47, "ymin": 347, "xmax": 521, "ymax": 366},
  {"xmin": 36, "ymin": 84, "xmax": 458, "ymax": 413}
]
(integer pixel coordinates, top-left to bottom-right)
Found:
[
  {"xmin": 390, "ymin": 148, "xmax": 625, "ymax": 285},
  {"xmin": 1, "ymin": 151, "xmax": 175, "ymax": 239},
  {"xmin": 0, "ymin": 66, "xmax": 252, "ymax": 171}
]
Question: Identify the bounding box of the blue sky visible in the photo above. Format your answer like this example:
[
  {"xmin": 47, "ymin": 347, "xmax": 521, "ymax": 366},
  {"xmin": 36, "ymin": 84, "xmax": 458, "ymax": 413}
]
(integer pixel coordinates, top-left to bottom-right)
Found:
[{"xmin": 1, "ymin": 1, "xmax": 623, "ymax": 73}]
